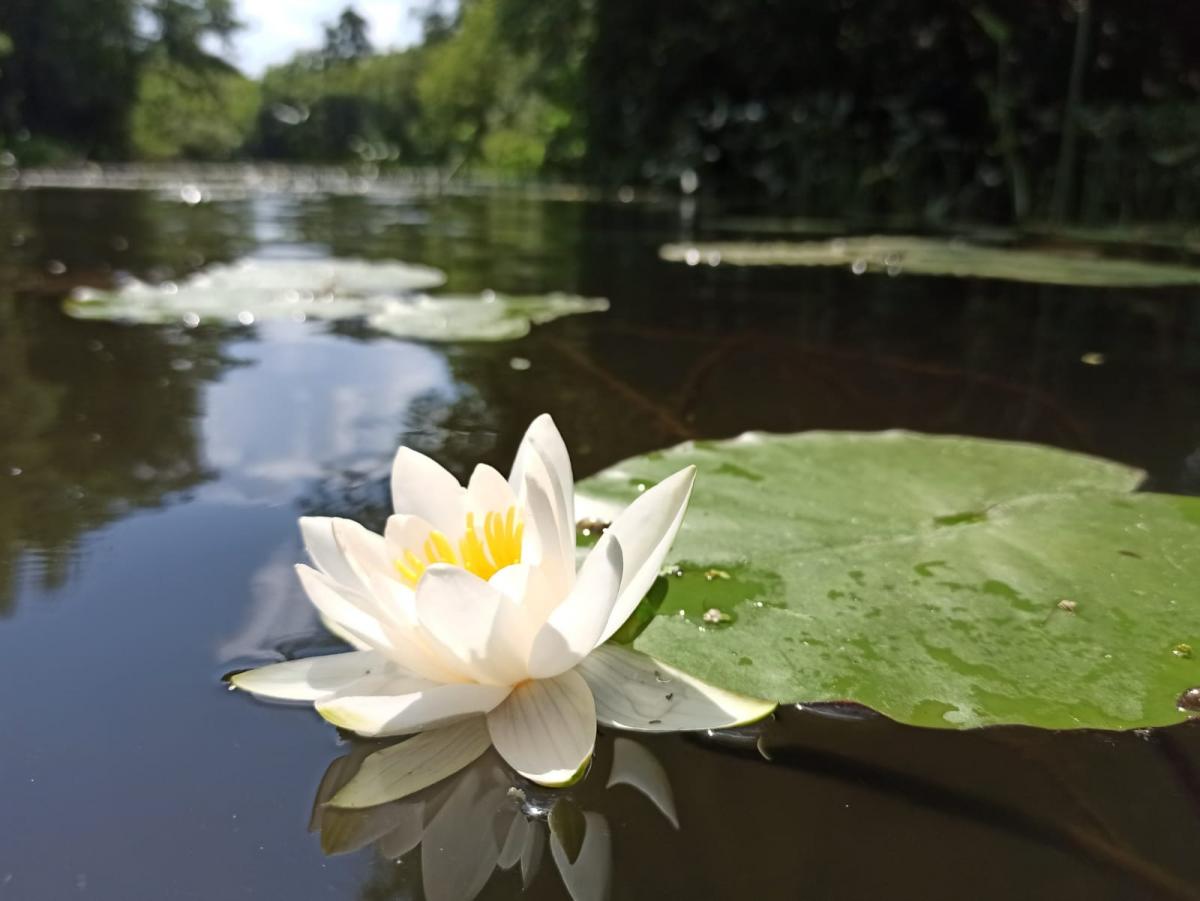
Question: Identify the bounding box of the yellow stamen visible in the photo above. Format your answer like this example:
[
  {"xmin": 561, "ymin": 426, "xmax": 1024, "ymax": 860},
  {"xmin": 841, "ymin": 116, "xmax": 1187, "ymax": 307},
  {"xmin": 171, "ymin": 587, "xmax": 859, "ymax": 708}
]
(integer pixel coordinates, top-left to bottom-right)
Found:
[{"xmin": 393, "ymin": 504, "xmax": 524, "ymax": 587}]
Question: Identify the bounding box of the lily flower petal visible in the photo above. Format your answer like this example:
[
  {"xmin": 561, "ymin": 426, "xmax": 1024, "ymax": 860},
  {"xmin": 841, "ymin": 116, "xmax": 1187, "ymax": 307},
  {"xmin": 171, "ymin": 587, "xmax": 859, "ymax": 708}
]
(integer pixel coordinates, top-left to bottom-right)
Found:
[
  {"xmin": 391, "ymin": 446, "xmax": 466, "ymax": 534},
  {"xmin": 510, "ymin": 413, "xmax": 575, "ymax": 551},
  {"xmin": 414, "ymin": 565, "xmax": 532, "ymax": 686},
  {"xmin": 230, "ymin": 650, "xmax": 390, "ymax": 702},
  {"xmin": 465, "ymin": 463, "xmax": 517, "ymax": 518},
  {"xmin": 577, "ymin": 644, "xmax": 776, "ymax": 732},
  {"xmin": 526, "ymin": 534, "xmax": 624, "ymax": 679},
  {"xmin": 487, "ymin": 670, "xmax": 596, "ymax": 786},
  {"xmin": 518, "ymin": 464, "xmax": 574, "ymax": 596},
  {"xmin": 317, "ymin": 680, "xmax": 511, "ymax": 738},
  {"xmin": 597, "ymin": 466, "xmax": 696, "ymax": 645},
  {"xmin": 330, "ymin": 518, "xmax": 410, "ymax": 614},
  {"xmin": 300, "ymin": 516, "xmax": 369, "ymax": 594},
  {"xmin": 295, "ymin": 564, "xmax": 394, "ymax": 652},
  {"xmin": 328, "ymin": 717, "xmax": 494, "ymax": 808},
  {"xmin": 296, "ymin": 564, "xmax": 462, "ymax": 683}
]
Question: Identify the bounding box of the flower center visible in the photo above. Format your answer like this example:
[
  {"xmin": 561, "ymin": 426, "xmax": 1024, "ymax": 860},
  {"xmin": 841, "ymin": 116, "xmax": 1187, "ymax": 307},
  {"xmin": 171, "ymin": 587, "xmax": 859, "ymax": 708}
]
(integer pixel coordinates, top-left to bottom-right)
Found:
[{"xmin": 394, "ymin": 505, "xmax": 524, "ymax": 587}]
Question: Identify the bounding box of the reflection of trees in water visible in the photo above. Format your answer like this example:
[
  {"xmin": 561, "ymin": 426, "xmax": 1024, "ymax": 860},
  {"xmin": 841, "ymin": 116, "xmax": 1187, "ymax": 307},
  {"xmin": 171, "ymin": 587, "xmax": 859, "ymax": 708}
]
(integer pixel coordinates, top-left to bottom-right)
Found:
[
  {"xmin": 285, "ymin": 193, "xmax": 588, "ymax": 296},
  {"xmin": 0, "ymin": 294, "xmax": 243, "ymax": 612},
  {"xmin": 0, "ymin": 189, "xmax": 257, "ymax": 613},
  {"xmin": 0, "ymin": 186, "xmax": 258, "ymax": 288}
]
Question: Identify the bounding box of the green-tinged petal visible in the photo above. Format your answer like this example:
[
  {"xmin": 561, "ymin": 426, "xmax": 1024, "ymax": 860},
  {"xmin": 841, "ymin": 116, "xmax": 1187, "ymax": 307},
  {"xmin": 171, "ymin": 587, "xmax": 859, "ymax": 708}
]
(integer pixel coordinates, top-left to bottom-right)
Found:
[
  {"xmin": 486, "ymin": 670, "xmax": 596, "ymax": 787},
  {"xmin": 230, "ymin": 650, "xmax": 389, "ymax": 702},
  {"xmin": 577, "ymin": 644, "xmax": 775, "ymax": 732},
  {"xmin": 328, "ymin": 718, "xmax": 494, "ymax": 808}
]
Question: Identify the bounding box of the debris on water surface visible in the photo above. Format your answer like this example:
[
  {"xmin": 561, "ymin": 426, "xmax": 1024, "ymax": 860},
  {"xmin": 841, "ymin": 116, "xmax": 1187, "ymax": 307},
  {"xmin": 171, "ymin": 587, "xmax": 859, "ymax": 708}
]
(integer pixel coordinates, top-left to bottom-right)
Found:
[
  {"xmin": 1173, "ymin": 643, "xmax": 1193, "ymax": 659},
  {"xmin": 704, "ymin": 568, "xmax": 731, "ymax": 581},
  {"xmin": 1057, "ymin": 599, "xmax": 1078, "ymax": 613},
  {"xmin": 702, "ymin": 608, "xmax": 731, "ymax": 624}
]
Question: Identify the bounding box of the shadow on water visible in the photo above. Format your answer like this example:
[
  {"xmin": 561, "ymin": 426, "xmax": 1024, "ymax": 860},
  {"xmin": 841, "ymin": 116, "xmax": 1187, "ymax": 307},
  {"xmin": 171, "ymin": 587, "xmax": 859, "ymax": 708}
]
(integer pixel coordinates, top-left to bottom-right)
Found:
[{"xmin": 0, "ymin": 185, "xmax": 1197, "ymax": 899}]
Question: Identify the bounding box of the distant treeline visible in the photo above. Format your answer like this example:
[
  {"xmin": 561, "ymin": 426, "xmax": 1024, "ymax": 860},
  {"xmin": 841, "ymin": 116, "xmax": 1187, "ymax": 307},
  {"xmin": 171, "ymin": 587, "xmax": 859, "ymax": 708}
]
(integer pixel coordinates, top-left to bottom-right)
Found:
[{"xmin": 1, "ymin": 0, "xmax": 1199, "ymax": 221}]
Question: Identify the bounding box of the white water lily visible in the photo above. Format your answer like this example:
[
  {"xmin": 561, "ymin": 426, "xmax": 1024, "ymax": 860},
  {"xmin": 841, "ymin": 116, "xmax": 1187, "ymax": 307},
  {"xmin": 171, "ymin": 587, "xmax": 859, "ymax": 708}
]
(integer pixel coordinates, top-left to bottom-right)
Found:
[{"xmin": 232, "ymin": 414, "xmax": 774, "ymax": 788}]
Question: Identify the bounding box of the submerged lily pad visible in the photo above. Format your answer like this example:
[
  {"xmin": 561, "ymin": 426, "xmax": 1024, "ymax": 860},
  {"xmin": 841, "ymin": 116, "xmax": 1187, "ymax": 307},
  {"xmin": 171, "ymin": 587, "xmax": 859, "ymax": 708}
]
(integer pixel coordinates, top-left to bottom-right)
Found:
[
  {"xmin": 63, "ymin": 257, "xmax": 607, "ymax": 341},
  {"xmin": 577, "ymin": 432, "xmax": 1200, "ymax": 730},
  {"xmin": 660, "ymin": 236, "xmax": 1200, "ymax": 287},
  {"xmin": 368, "ymin": 293, "xmax": 609, "ymax": 341}
]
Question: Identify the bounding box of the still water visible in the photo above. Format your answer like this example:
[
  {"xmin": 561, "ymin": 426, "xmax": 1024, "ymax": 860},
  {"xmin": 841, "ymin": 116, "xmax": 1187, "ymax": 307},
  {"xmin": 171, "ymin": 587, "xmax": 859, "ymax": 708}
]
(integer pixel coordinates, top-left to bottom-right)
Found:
[{"xmin": 0, "ymin": 184, "xmax": 1198, "ymax": 900}]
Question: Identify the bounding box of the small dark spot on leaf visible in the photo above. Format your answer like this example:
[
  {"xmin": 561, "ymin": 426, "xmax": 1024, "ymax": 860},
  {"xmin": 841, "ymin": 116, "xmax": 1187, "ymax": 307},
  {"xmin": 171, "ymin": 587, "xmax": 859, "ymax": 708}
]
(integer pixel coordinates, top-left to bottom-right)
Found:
[
  {"xmin": 665, "ymin": 693, "xmax": 674, "ymax": 700},
  {"xmin": 649, "ymin": 719, "xmax": 662, "ymax": 725},
  {"xmin": 1118, "ymin": 549, "xmax": 1143, "ymax": 559},
  {"xmin": 933, "ymin": 510, "xmax": 987, "ymax": 527},
  {"xmin": 914, "ymin": 560, "xmax": 948, "ymax": 578}
]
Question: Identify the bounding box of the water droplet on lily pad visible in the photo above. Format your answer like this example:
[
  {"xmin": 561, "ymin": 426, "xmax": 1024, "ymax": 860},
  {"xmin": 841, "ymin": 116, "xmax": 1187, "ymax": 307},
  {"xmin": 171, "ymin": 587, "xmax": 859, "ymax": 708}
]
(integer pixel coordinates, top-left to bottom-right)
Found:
[{"xmin": 1179, "ymin": 688, "xmax": 1200, "ymax": 713}]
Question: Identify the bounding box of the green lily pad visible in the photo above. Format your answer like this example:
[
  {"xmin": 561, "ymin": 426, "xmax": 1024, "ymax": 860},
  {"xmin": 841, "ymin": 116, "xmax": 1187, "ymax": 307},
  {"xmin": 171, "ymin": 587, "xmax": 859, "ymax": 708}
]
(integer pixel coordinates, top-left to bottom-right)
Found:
[
  {"xmin": 660, "ymin": 236, "xmax": 1200, "ymax": 287},
  {"xmin": 577, "ymin": 432, "xmax": 1200, "ymax": 730},
  {"xmin": 63, "ymin": 257, "xmax": 608, "ymax": 341}
]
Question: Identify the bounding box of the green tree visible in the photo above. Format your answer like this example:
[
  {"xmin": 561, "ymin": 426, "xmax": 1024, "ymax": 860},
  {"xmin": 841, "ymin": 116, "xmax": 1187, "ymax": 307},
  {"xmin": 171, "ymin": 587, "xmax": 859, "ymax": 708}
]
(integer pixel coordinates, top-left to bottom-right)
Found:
[
  {"xmin": 130, "ymin": 55, "xmax": 259, "ymax": 159},
  {"xmin": 143, "ymin": 0, "xmax": 240, "ymax": 68},
  {"xmin": 323, "ymin": 6, "xmax": 373, "ymax": 64}
]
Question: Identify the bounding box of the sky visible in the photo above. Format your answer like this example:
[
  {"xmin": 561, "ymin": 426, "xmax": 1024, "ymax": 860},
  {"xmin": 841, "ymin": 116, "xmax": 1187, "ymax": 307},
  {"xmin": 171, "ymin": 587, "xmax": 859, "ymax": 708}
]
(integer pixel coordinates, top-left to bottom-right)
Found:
[{"xmin": 223, "ymin": 0, "xmax": 425, "ymax": 76}]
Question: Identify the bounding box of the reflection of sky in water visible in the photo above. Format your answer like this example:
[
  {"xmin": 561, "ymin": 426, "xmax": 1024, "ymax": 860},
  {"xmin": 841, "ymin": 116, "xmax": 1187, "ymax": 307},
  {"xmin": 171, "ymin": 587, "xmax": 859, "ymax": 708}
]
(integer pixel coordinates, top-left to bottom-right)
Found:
[
  {"xmin": 200, "ymin": 322, "xmax": 454, "ymax": 506},
  {"xmin": 202, "ymin": 321, "xmax": 456, "ymax": 662}
]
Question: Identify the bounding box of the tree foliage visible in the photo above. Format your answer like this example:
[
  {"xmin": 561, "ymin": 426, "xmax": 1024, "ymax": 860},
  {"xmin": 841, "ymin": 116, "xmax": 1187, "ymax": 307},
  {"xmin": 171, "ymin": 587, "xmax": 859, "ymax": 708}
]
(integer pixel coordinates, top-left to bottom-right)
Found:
[
  {"xmin": 130, "ymin": 55, "xmax": 259, "ymax": 160},
  {"xmin": 0, "ymin": 0, "xmax": 1197, "ymax": 221}
]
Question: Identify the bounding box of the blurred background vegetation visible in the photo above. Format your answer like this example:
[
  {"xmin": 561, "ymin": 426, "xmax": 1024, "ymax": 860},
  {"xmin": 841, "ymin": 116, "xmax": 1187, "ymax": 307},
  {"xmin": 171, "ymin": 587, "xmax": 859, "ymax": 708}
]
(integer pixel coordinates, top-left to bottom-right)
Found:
[{"xmin": 0, "ymin": 0, "xmax": 1198, "ymax": 222}]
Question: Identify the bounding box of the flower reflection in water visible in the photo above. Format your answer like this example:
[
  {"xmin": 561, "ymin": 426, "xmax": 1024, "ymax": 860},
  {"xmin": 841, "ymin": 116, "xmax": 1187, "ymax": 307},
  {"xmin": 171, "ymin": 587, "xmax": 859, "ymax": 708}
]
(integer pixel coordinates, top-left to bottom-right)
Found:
[{"xmin": 312, "ymin": 736, "xmax": 679, "ymax": 901}]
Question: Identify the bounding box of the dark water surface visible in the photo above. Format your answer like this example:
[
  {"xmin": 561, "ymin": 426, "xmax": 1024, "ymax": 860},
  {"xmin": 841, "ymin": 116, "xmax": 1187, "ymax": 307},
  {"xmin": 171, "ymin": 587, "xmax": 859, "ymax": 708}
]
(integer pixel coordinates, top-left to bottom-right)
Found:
[{"xmin": 1, "ymin": 186, "xmax": 1198, "ymax": 900}]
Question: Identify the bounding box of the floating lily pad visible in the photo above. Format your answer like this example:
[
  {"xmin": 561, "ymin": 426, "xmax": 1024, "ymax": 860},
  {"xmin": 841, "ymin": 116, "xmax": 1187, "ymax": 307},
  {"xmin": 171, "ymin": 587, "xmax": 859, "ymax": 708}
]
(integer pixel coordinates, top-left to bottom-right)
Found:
[
  {"xmin": 368, "ymin": 293, "xmax": 609, "ymax": 342},
  {"xmin": 577, "ymin": 432, "xmax": 1200, "ymax": 730},
  {"xmin": 660, "ymin": 236, "xmax": 1200, "ymax": 287}
]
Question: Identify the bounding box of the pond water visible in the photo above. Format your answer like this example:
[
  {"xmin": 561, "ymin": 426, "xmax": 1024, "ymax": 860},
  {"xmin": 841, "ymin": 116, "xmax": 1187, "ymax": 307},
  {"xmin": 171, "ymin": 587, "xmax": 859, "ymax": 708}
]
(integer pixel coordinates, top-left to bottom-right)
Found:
[{"xmin": 1, "ymin": 184, "xmax": 1198, "ymax": 900}]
